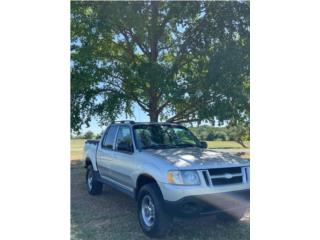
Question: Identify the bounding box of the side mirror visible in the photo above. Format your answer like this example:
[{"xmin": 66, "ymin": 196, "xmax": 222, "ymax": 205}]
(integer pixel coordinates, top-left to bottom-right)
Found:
[
  {"xmin": 200, "ymin": 141, "xmax": 208, "ymax": 149},
  {"xmin": 117, "ymin": 142, "xmax": 133, "ymax": 152}
]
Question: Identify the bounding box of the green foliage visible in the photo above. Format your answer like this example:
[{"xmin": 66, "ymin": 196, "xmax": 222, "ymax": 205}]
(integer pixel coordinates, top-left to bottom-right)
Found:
[
  {"xmin": 83, "ymin": 130, "xmax": 95, "ymax": 139},
  {"xmin": 71, "ymin": 1, "xmax": 250, "ymax": 132},
  {"xmin": 227, "ymin": 118, "xmax": 249, "ymax": 147},
  {"xmin": 94, "ymin": 130, "xmax": 104, "ymax": 140},
  {"xmin": 190, "ymin": 125, "xmax": 249, "ymax": 142},
  {"xmin": 214, "ymin": 131, "xmax": 228, "ymax": 141},
  {"xmin": 206, "ymin": 132, "xmax": 215, "ymax": 141}
]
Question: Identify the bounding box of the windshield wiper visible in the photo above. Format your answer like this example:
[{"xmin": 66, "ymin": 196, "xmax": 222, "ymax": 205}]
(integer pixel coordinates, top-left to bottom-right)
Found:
[{"xmin": 174, "ymin": 143, "xmax": 197, "ymax": 148}]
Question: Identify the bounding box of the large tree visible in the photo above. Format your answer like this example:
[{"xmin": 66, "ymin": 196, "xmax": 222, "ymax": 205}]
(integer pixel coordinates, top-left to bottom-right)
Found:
[{"xmin": 71, "ymin": 1, "xmax": 249, "ymax": 132}]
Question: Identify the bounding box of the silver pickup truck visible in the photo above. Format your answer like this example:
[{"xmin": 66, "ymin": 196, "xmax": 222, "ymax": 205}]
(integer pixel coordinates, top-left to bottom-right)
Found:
[{"xmin": 84, "ymin": 121, "xmax": 250, "ymax": 238}]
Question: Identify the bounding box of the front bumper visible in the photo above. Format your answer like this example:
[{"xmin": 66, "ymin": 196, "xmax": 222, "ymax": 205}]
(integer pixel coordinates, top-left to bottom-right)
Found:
[
  {"xmin": 159, "ymin": 181, "xmax": 250, "ymax": 202},
  {"xmin": 164, "ymin": 189, "xmax": 250, "ymax": 217}
]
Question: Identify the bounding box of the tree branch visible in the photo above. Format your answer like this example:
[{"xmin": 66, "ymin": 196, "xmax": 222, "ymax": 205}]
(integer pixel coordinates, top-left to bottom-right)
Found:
[
  {"xmin": 132, "ymin": 95, "xmax": 149, "ymax": 112},
  {"xmin": 166, "ymin": 106, "xmax": 198, "ymax": 122},
  {"xmin": 170, "ymin": 16, "xmax": 208, "ymax": 76},
  {"xmin": 158, "ymin": 100, "xmax": 170, "ymax": 113},
  {"xmin": 173, "ymin": 118, "xmax": 201, "ymax": 124},
  {"xmin": 127, "ymin": 29, "xmax": 150, "ymax": 57},
  {"xmin": 118, "ymin": 30, "xmax": 136, "ymax": 60}
]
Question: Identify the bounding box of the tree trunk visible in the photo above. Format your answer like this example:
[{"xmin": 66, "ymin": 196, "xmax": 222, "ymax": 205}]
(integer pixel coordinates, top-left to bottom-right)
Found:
[
  {"xmin": 236, "ymin": 139, "xmax": 247, "ymax": 148},
  {"xmin": 149, "ymin": 109, "xmax": 159, "ymax": 122}
]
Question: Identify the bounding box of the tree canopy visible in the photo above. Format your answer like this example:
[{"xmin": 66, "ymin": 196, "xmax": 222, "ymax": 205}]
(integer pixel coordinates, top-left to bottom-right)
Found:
[{"xmin": 71, "ymin": 1, "xmax": 250, "ymax": 132}]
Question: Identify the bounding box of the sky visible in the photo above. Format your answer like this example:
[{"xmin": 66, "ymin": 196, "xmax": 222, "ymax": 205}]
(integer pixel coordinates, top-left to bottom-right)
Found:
[{"xmin": 80, "ymin": 103, "xmax": 149, "ymax": 134}]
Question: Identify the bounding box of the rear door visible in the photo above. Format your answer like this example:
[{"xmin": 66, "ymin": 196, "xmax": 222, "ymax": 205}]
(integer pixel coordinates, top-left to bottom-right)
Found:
[
  {"xmin": 111, "ymin": 125, "xmax": 136, "ymax": 189},
  {"xmin": 96, "ymin": 125, "xmax": 118, "ymax": 178}
]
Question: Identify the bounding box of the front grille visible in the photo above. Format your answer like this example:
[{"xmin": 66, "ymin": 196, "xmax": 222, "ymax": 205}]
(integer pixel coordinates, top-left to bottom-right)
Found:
[
  {"xmin": 208, "ymin": 167, "xmax": 242, "ymax": 175},
  {"xmin": 202, "ymin": 167, "xmax": 249, "ymax": 187},
  {"xmin": 211, "ymin": 176, "xmax": 243, "ymax": 185}
]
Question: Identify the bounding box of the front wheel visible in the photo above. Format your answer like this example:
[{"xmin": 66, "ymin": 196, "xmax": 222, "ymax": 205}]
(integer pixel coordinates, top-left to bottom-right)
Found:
[
  {"xmin": 86, "ymin": 165, "xmax": 103, "ymax": 195},
  {"xmin": 137, "ymin": 183, "xmax": 172, "ymax": 238}
]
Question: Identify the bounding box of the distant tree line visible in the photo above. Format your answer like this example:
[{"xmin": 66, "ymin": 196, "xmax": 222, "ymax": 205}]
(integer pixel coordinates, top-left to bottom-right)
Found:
[
  {"xmin": 189, "ymin": 125, "xmax": 249, "ymax": 147},
  {"xmin": 71, "ymin": 130, "xmax": 104, "ymax": 140}
]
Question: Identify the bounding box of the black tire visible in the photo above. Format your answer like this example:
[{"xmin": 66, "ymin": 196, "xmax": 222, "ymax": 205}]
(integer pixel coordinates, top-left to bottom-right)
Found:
[
  {"xmin": 137, "ymin": 183, "xmax": 172, "ymax": 238},
  {"xmin": 86, "ymin": 165, "xmax": 103, "ymax": 195}
]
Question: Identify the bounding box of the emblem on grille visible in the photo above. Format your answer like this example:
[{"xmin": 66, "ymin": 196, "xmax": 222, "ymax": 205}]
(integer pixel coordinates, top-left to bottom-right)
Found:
[{"xmin": 224, "ymin": 173, "xmax": 233, "ymax": 179}]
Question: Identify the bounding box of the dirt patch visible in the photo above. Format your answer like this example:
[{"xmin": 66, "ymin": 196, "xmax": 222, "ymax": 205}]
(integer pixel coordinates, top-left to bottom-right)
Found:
[{"xmin": 71, "ymin": 160, "xmax": 249, "ymax": 240}]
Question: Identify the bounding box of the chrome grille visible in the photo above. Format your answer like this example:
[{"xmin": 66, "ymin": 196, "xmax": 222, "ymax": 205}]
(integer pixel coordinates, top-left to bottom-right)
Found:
[{"xmin": 202, "ymin": 166, "xmax": 250, "ymax": 187}]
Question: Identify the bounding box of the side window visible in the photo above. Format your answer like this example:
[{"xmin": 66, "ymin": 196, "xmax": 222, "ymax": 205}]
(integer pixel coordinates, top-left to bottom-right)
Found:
[
  {"xmin": 102, "ymin": 125, "xmax": 118, "ymax": 149},
  {"xmin": 116, "ymin": 126, "xmax": 133, "ymax": 153}
]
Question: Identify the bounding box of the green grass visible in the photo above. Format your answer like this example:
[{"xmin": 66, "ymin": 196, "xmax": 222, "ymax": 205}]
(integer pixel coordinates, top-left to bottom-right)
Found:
[
  {"xmin": 206, "ymin": 141, "xmax": 249, "ymax": 149},
  {"xmin": 71, "ymin": 140, "xmax": 250, "ymax": 239},
  {"xmin": 71, "ymin": 139, "xmax": 86, "ymax": 160}
]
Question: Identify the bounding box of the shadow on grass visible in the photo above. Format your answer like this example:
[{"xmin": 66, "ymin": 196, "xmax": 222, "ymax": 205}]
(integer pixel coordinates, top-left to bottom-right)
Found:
[{"xmin": 71, "ymin": 160, "xmax": 249, "ymax": 240}]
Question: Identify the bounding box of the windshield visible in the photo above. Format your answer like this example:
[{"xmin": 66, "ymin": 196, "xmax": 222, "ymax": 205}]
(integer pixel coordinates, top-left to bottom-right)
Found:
[{"xmin": 133, "ymin": 124, "xmax": 200, "ymax": 149}]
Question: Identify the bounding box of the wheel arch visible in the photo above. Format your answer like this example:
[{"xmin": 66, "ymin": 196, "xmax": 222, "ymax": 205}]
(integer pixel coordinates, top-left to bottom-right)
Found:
[
  {"xmin": 135, "ymin": 174, "xmax": 161, "ymax": 200},
  {"xmin": 84, "ymin": 154, "xmax": 98, "ymax": 171},
  {"xmin": 85, "ymin": 157, "xmax": 92, "ymax": 168}
]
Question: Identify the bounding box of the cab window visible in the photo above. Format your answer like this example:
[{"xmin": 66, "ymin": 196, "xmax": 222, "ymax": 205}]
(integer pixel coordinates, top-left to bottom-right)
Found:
[
  {"xmin": 102, "ymin": 125, "xmax": 118, "ymax": 149},
  {"xmin": 115, "ymin": 126, "xmax": 134, "ymax": 153}
]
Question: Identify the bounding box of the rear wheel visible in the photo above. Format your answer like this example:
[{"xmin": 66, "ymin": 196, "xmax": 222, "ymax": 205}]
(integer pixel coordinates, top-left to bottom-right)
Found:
[
  {"xmin": 137, "ymin": 183, "xmax": 172, "ymax": 238},
  {"xmin": 86, "ymin": 165, "xmax": 103, "ymax": 195}
]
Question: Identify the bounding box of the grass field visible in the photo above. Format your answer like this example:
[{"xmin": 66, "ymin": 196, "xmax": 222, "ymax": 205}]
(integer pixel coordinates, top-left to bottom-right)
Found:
[
  {"xmin": 71, "ymin": 139, "xmax": 250, "ymax": 239},
  {"xmin": 206, "ymin": 141, "xmax": 249, "ymax": 149},
  {"xmin": 71, "ymin": 139, "xmax": 86, "ymax": 160}
]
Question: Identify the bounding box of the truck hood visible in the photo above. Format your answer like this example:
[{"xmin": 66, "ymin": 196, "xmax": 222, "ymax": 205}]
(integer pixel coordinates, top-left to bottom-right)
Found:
[{"xmin": 142, "ymin": 147, "xmax": 249, "ymax": 169}]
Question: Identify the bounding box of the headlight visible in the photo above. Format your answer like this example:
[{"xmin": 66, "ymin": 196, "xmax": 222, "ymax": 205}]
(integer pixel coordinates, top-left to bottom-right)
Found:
[{"xmin": 167, "ymin": 170, "xmax": 200, "ymax": 185}]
